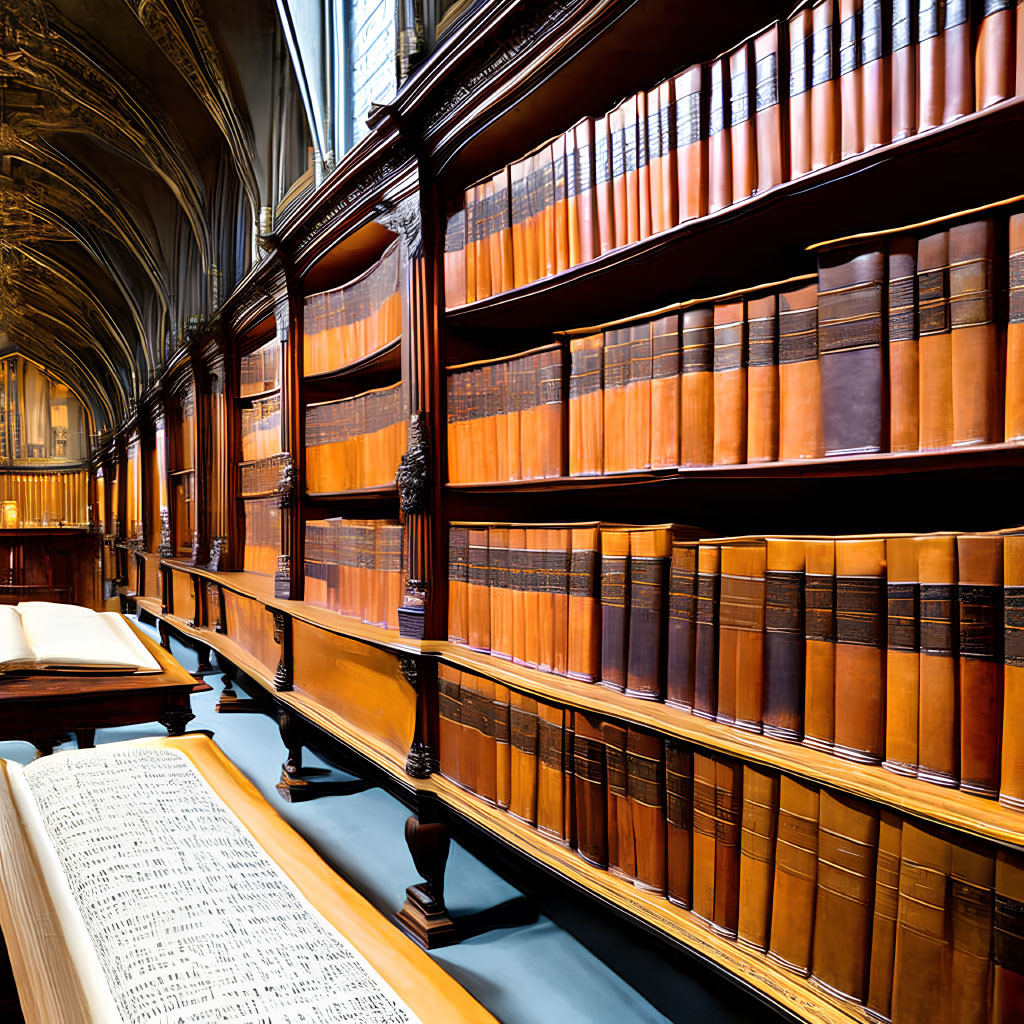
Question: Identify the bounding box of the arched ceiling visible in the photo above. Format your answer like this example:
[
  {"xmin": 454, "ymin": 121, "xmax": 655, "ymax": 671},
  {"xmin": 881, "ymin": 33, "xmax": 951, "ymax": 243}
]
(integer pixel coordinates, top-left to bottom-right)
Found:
[{"xmin": 0, "ymin": 0, "xmax": 283, "ymax": 435}]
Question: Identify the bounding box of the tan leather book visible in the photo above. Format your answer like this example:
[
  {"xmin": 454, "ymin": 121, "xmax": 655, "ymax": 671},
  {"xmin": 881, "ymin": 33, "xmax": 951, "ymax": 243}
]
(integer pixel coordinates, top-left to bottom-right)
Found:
[
  {"xmin": 610, "ymin": 104, "xmax": 629, "ymax": 250},
  {"xmin": 443, "ymin": 206, "xmax": 467, "ymax": 308},
  {"xmin": 455, "ymin": 670, "xmax": 482, "ymax": 798},
  {"xmin": 708, "ymin": 56, "xmax": 733, "ymax": 214},
  {"xmin": 866, "ymin": 810, "xmax": 903, "ymax": 1021},
  {"xmin": 680, "ymin": 306, "xmax": 715, "ymax": 466},
  {"xmin": 862, "ymin": 0, "xmax": 891, "ymax": 150},
  {"xmin": 508, "ymin": 161, "xmax": 528, "ymax": 289},
  {"xmin": 888, "ymin": 235, "xmax": 920, "ymax": 452},
  {"xmin": 627, "ymin": 727, "xmax": 666, "ymax": 893},
  {"xmin": 510, "ymin": 527, "xmax": 529, "ymax": 667},
  {"xmin": 569, "ymin": 334, "xmax": 605, "ymax": 476},
  {"xmin": 918, "ymin": 229, "xmax": 954, "ymax": 450},
  {"xmin": 594, "ymin": 114, "xmax": 615, "ymax": 256},
  {"xmin": 691, "ymin": 752, "xmax": 719, "ymax": 925},
  {"xmin": 811, "ymin": 790, "xmax": 879, "ymax": 1002},
  {"xmin": 602, "ymin": 721, "xmax": 635, "ymax": 880},
  {"xmin": 950, "ymin": 840, "xmax": 995, "ymax": 1024},
  {"xmin": 1008, "ymin": 213, "xmax": 1024, "ymax": 442},
  {"xmin": 976, "ymin": 0, "xmax": 1016, "ymax": 109},
  {"xmin": 625, "ymin": 527, "xmax": 673, "ymax": 700},
  {"xmin": 532, "ymin": 146, "xmax": 555, "ymax": 281},
  {"xmin": 490, "ymin": 167, "xmax": 514, "ymax": 294},
  {"xmin": 469, "ymin": 672, "xmax": 498, "ymax": 805},
  {"xmin": 437, "ymin": 663, "xmax": 463, "ymax": 786},
  {"xmin": 810, "ymin": 0, "xmax": 840, "ymax": 169},
  {"xmin": 712, "ymin": 299, "xmax": 747, "ymax": 465},
  {"xmin": 778, "ymin": 281, "xmax": 824, "ymax": 460},
  {"xmin": 448, "ymin": 526, "xmax": 469, "ymax": 646},
  {"xmin": 625, "ymin": 321, "xmax": 653, "ymax": 471},
  {"xmin": 993, "ymin": 849, "xmax": 1024, "ymax": 1023},
  {"xmin": 884, "ymin": 536, "xmax": 921, "ymax": 777},
  {"xmin": 834, "ymin": 537, "xmax": 886, "ymax": 763},
  {"xmin": 551, "ymin": 135, "xmax": 569, "ymax": 277},
  {"xmin": 717, "ymin": 541, "xmax": 766, "ymax": 731},
  {"xmin": 494, "ymin": 683, "xmax": 511, "ymax": 810},
  {"xmin": 466, "ymin": 527, "xmax": 491, "ymax": 653},
  {"xmin": 488, "ymin": 526, "xmax": 513, "ymax": 661},
  {"xmin": 763, "ymin": 538, "xmax": 806, "ymax": 741},
  {"xmin": 600, "ymin": 528, "xmax": 631, "ymax": 692},
  {"xmin": 838, "ymin": 0, "xmax": 865, "ymax": 158},
  {"xmin": 650, "ymin": 314, "xmax": 680, "ymax": 469},
  {"xmin": 891, "ymin": 0, "xmax": 917, "ymax": 141},
  {"xmin": 712, "ymin": 757, "xmax": 743, "ymax": 937},
  {"xmin": 569, "ymin": 118, "xmax": 598, "ymax": 267},
  {"xmin": 536, "ymin": 701, "xmax": 567, "ymax": 842},
  {"xmin": 633, "ymin": 91, "xmax": 652, "ymax": 243},
  {"xmin": 737, "ymin": 765, "xmax": 779, "ymax": 952},
  {"xmin": 1001, "ymin": 535, "xmax": 1024, "ymax": 810},
  {"xmin": 464, "ymin": 183, "xmax": 478, "ymax": 303},
  {"xmin": 550, "ymin": 528, "xmax": 571, "ymax": 677},
  {"xmin": 917, "ymin": 0, "xmax": 946, "ymax": 131},
  {"xmin": 667, "ymin": 540, "xmax": 699, "ymax": 710},
  {"xmin": 665, "ymin": 738, "xmax": 693, "ymax": 908},
  {"xmin": 754, "ymin": 23, "xmax": 785, "ymax": 192},
  {"xmin": 789, "ymin": 3, "xmax": 815, "ymax": 178},
  {"xmin": 647, "ymin": 80, "xmax": 676, "ymax": 235},
  {"xmin": 673, "ymin": 64, "xmax": 707, "ymax": 224},
  {"xmin": 573, "ymin": 710, "xmax": 607, "ymax": 867},
  {"xmin": 567, "ymin": 525, "xmax": 602, "ymax": 682},
  {"xmin": 768, "ymin": 776, "xmax": 820, "ymax": 974},
  {"xmin": 746, "ymin": 292, "xmax": 779, "ymax": 463},
  {"xmin": 522, "ymin": 528, "xmax": 543, "ymax": 670},
  {"xmin": 618, "ymin": 96, "xmax": 641, "ymax": 246},
  {"xmin": 729, "ymin": 40, "xmax": 756, "ymax": 204},
  {"xmin": 603, "ymin": 328, "xmax": 632, "ymax": 474},
  {"xmin": 508, "ymin": 690, "xmax": 539, "ymax": 825},
  {"xmin": 943, "ymin": 0, "xmax": 973, "ymax": 123},
  {"xmin": 693, "ymin": 543, "xmax": 721, "ymax": 720},
  {"xmin": 538, "ymin": 346, "xmax": 564, "ymax": 480},
  {"xmin": 474, "ymin": 178, "xmax": 493, "ymax": 302}
]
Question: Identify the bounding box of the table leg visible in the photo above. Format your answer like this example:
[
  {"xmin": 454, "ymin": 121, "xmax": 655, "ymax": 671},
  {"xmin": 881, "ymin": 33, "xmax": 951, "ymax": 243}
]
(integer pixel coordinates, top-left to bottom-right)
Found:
[
  {"xmin": 75, "ymin": 729, "xmax": 96, "ymax": 749},
  {"xmin": 159, "ymin": 694, "xmax": 195, "ymax": 736}
]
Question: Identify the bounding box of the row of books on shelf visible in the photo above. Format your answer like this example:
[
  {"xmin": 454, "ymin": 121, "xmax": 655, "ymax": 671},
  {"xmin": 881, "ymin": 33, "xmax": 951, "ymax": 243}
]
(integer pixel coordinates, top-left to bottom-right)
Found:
[
  {"xmin": 448, "ymin": 522, "xmax": 1024, "ymax": 808},
  {"xmin": 302, "ymin": 518, "xmax": 404, "ymax": 630},
  {"xmin": 241, "ymin": 394, "xmax": 283, "ymax": 463},
  {"xmin": 303, "ymin": 242, "xmax": 402, "ymax": 377},
  {"xmin": 444, "ymin": 0, "xmax": 1023, "ymax": 307},
  {"xmin": 305, "ymin": 382, "xmax": 407, "ymax": 493},
  {"xmin": 446, "ymin": 207, "xmax": 1024, "ymax": 482},
  {"xmin": 239, "ymin": 454, "xmax": 290, "ymax": 498},
  {"xmin": 241, "ymin": 497, "xmax": 282, "ymax": 576},
  {"xmin": 439, "ymin": 663, "xmax": 1024, "ymax": 1023},
  {"xmin": 447, "ymin": 345, "xmax": 563, "ymax": 483},
  {"xmin": 240, "ymin": 339, "xmax": 281, "ymax": 398}
]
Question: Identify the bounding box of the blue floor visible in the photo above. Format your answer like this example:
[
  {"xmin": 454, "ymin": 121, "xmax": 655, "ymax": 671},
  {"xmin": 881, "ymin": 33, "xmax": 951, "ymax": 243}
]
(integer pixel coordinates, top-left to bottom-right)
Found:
[{"xmin": 0, "ymin": 619, "xmax": 769, "ymax": 1024}]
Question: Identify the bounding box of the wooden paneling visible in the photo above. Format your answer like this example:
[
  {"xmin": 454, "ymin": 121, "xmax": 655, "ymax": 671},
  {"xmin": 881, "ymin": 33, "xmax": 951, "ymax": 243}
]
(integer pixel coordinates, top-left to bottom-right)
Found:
[
  {"xmin": 170, "ymin": 569, "xmax": 196, "ymax": 623},
  {"xmin": 142, "ymin": 552, "xmax": 162, "ymax": 599},
  {"xmin": 222, "ymin": 588, "xmax": 278, "ymax": 678}
]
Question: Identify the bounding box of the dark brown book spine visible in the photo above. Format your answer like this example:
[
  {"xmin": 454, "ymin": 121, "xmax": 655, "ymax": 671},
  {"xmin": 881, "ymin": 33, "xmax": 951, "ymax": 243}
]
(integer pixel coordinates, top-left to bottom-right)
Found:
[
  {"xmin": 627, "ymin": 728, "xmax": 667, "ymax": 894},
  {"xmin": 600, "ymin": 531, "xmax": 631, "ymax": 692},
  {"xmin": 711, "ymin": 757, "xmax": 743, "ymax": 937},
  {"xmin": 666, "ymin": 542, "xmax": 698, "ymax": 710},
  {"xmin": 573, "ymin": 711, "xmax": 608, "ymax": 867},
  {"xmin": 866, "ymin": 810, "xmax": 903, "ymax": 1020},
  {"xmin": 625, "ymin": 532, "xmax": 671, "ymax": 701},
  {"xmin": 993, "ymin": 851, "xmax": 1024, "ymax": 1024},
  {"xmin": 665, "ymin": 738, "xmax": 693, "ymax": 908},
  {"xmin": 603, "ymin": 721, "xmax": 635, "ymax": 880},
  {"xmin": 693, "ymin": 544, "xmax": 721, "ymax": 719},
  {"xmin": 764, "ymin": 540, "xmax": 806, "ymax": 741}
]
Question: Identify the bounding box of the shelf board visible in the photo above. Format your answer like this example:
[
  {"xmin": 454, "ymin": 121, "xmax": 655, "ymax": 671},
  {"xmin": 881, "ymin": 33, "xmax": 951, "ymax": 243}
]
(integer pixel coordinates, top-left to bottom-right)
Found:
[
  {"xmin": 301, "ymin": 338, "xmax": 402, "ymax": 390},
  {"xmin": 445, "ymin": 97, "xmax": 1024, "ymax": 331},
  {"xmin": 305, "ymin": 483, "xmax": 399, "ymax": 502},
  {"xmin": 238, "ymin": 386, "xmax": 282, "ymax": 403}
]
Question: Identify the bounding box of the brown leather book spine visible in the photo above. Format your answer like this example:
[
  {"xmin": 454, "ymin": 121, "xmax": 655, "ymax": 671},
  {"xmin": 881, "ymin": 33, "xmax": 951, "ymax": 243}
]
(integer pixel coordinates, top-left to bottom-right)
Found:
[
  {"xmin": 713, "ymin": 298, "xmax": 747, "ymax": 465},
  {"xmin": 464, "ymin": 184, "xmax": 477, "ymax": 303},
  {"xmin": 811, "ymin": 0, "xmax": 840, "ymax": 169},
  {"xmin": 891, "ymin": 0, "xmax": 917, "ymax": 140},
  {"xmin": 977, "ymin": 0, "xmax": 1016, "ymax": 109},
  {"xmin": 594, "ymin": 114, "xmax": 615, "ymax": 256},
  {"xmin": 888, "ymin": 235, "xmax": 920, "ymax": 452},
  {"xmin": 693, "ymin": 543, "xmax": 721, "ymax": 720},
  {"xmin": 917, "ymin": 535, "xmax": 959, "ymax": 787},
  {"xmin": 708, "ymin": 56, "xmax": 733, "ymax": 214},
  {"xmin": 958, "ymin": 534, "xmax": 1003, "ymax": 797},
  {"xmin": 636, "ymin": 89, "xmax": 652, "ymax": 241},
  {"xmin": 492, "ymin": 167, "xmax": 514, "ymax": 294},
  {"xmin": 718, "ymin": 542, "xmax": 767, "ymax": 731},
  {"xmin": 950, "ymin": 842, "xmax": 995, "ymax": 1024},
  {"xmin": 891, "ymin": 823, "xmax": 953, "ymax": 1024},
  {"xmin": 466, "ymin": 527, "xmax": 491, "ymax": 653},
  {"xmin": 626, "ymin": 321, "xmax": 653, "ymax": 471},
  {"xmin": 950, "ymin": 218, "xmax": 1000, "ymax": 447},
  {"xmin": 993, "ymin": 850, "xmax": 1024, "ymax": 1024},
  {"xmin": 536, "ymin": 701, "xmax": 567, "ymax": 842},
  {"xmin": 538, "ymin": 145, "xmax": 557, "ymax": 279},
  {"xmin": 444, "ymin": 207, "xmax": 467, "ymax": 308},
  {"xmin": 620, "ymin": 95, "xmax": 641, "ymax": 245},
  {"xmin": 811, "ymin": 790, "xmax": 880, "ymax": 1001},
  {"xmin": 600, "ymin": 529, "xmax": 631, "ymax": 692},
  {"xmin": 917, "ymin": 0, "xmax": 946, "ymax": 131},
  {"xmin": 568, "ymin": 526, "xmax": 601, "ymax": 682},
  {"xmin": 627, "ymin": 728, "xmax": 666, "ymax": 893},
  {"xmin": 569, "ymin": 334, "xmax": 605, "ymax": 476},
  {"xmin": 1001, "ymin": 536, "xmax": 1024, "ymax": 809},
  {"xmin": 884, "ymin": 536, "xmax": 921, "ymax": 777},
  {"xmin": 729, "ymin": 41, "xmax": 756, "ymax": 204},
  {"xmin": 602, "ymin": 721, "xmax": 635, "ymax": 880},
  {"xmin": 571, "ymin": 118, "xmax": 598, "ymax": 266},
  {"xmin": 838, "ymin": 0, "xmax": 865, "ymax": 158},
  {"xmin": 754, "ymin": 23, "xmax": 786, "ymax": 192},
  {"xmin": 454, "ymin": 669, "xmax": 481, "ymax": 798},
  {"xmin": 834, "ymin": 538, "xmax": 887, "ymax": 763},
  {"xmin": 691, "ymin": 752, "xmax": 718, "ymax": 925},
  {"xmin": 674, "ymin": 64, "xmax": 707, "ymax": 223},
  {"xmin": 918, "ymin": 229, "xmax": 954, "ymax": 449},
  {"xmin": 712, "ymin": 756, "xmax": 743, "ymax": 937},
  {"xmin": 603, "ymin": 328, "xmax": 631, "ymax": 474},
  {"xmin": 494, "ymin": 683, "xmax": 511, "ymax": 810},
  {"xmin": 610, "ymin": 105, "xmax": 628, "ymax": 250},
  {"xmin": 573, "ymin": 710, "xmax": 608, "ymax": 867},
  {"xmin": 1008, "ymin": 214, "xmax": 1024, "ymax": 442},
  {"xmin": 778, "ymin": 281, "xmax": 824, "ymax": 460},
  {"xmin": 764, "ymin": 538, "xmax": 806, "ymax": 741},
  {"xmin": 471, "ymin": 672, "xmax": 499, "ymax": 804},
  {"xmin": 666, "ymin": 541, "xmax": 699, "ymax": 710},
  {"xmin": 737, "ymin": 766, "xmax": 779, "ymax": 952},
  {"xmin": 510, "ymin": 527, "xmax": 528, "ymax": 666},
  {"xmin": 650, "ymin": 314, "xmax": 680, "ymax": 469},
  {"xmin": 866, "ymin": 810, "xmax": 903, "ymax": 1020},
  {"xmin": 438, "ymin": 663, "xmax": 463, "ymax": 786},
  {"xmin": 626, "ymin": 528, "xmax": 672, "ymax": 701},
  {"xmin": 551, "ymin": 527, "xmax": 570, "ymax": 677},
  {"xmin": 488, "ymin": 526, "xmax": 513, "ymax": 661},
  {"xmin": 747, "ymin": 292, "xmax": 779, "ymax": 463},
  {"xmin": 551, "ymin": 135, "xmax": 569, "ymax": 277},
  {"xmin": 768, "ymin": 777, "xmax": 820, "ymax": 974},
  {"xmin": 508, "ymin": 690, "xmax": 539, "ymax": 825},
  {"xmin": 647, "ymin": 80, "xmax": 677, "ymax": 235},
  {"xmin": 530, "ymin": 528, "xmax": 550, "ymax": 672},
  {"xmin": 943, "ymin": 0, "xmax": 973, "ymax": 123},
  {"xmin": 862, "ymin": 0, "xmax": 892, "ymax": 150},
  {"xmin": 681, "ymin": 306, "xmax": 715, "ymax": 466},
  {"xmin": 790, "ymin": 4, "xmax": 815, "ymax": 178},
  {"xmin": 665, "ymin": 738, "xmax": 693, "ymax": 908},
  {"xmin": 474, "ymin": 179, "xmax": 493, "ymax": 302},
  {"xmin": 448, "ymin": 526, "xmax": 469, "ymax": 645},
  {"xmin": 540, "ymin": 346, "xmax": 564, "ymax": 480}
]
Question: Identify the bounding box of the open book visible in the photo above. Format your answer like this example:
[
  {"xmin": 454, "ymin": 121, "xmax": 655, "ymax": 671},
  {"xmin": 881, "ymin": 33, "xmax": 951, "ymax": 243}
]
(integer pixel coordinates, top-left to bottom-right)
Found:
[{"xmin": 0, "ymin": 603, "xmax": 162, "ymax": 675}]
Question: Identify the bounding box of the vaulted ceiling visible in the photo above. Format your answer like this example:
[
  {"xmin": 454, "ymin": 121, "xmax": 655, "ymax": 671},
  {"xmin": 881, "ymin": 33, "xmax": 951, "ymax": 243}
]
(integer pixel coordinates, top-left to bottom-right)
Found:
[{"xmin": 0, "ymin": 0, "xmax": 287, "ymax": 434}]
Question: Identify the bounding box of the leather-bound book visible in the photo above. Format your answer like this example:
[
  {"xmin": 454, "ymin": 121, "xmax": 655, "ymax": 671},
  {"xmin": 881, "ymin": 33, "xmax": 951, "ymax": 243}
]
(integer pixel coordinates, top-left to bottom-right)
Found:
[
  {"xmin": 943, "ymin": 0, "xmax": 973, "ymax": 123},
  {"xmin": 950, "ymin": 841, "xmax": 996, "ymax": 1024},
  {"xmin": 673, "ymin": 64, "xmax": 707, "ymax": 223},
  {"xmin": 437, "ymin": 663, "xmax": 463, "ymax": 786},
  {"xmin": 510, "ymin": 158, "xmax": 529, "ymax": 288},
  {"xmin": 917, "ymin": 0, "xmax": 946, "ymax": 131},
  {"xmin": 470, "ymin": 672, "xmax": 498, "ymax": 804},
  {"xmin": 551, "ymin": 134, "xmax": 569, "ymax": 276},
  {"xmin": 650, "ymin": 314, "xmax": 680, "ymax": 469},
  {"xmin": 626, "ymin": 321, "xmax": 653, "ymax": 471},
  {"xmin": 603, "ymin": 328, "xmax": 632, "ymax": 474},
  {"xmin": 729, "ymin": 40, "xmax": 756, "ymax": 204},
  {"xmin": 737, "ymin": 766, "xmax": 779, "ymax": 953},
  {"xmin": 768, "ymin": 776, "xmax": 820, "ymax": 974},
  {"xmin": 817, "ymin": 241, "xmax": 885, "ymax": 455},
  {"xmin": 778, "ymin": 280, "xmax": 824, "ymax": 460},
  {"xmin": 888, "ymin": 235, "xmax": 920, "ymax": 452},
  {"xmin": 491, "ymin": 360, "xmax": 509, "ymax": 483},
  {"xmin": 811, "ymin": 790, "xmax": 880, "ymax": 1002},
  {"xmin": 712, "ymin": 298, "xmax": 747, "ymax": 465},
  {"xmin": 693, "ymin": 543, "xmax": 721, "ymax": 720},
  {"xmin": 454, "ymin": 670, "xmax": 481, "ymax": 797},
  {"xmin": 647, "ymin": 80, "xmax": 676, "ymax": 235},
  {"xmin": 834, "ymin": 537, "xmax": 887, "ymax": 763},
  {"xmin": 891, "ymin": 823, "xmax": 953, "ymax": 1024},
  {"xmin": 563, "ymin": 718, "xmax": 576, "ymax": 850},
  {"xmin": 892, "ymin": 0, "xmax": 917, "ymax": 140},
  {"xmin": 866, "ymin": 810, "xmax": 903, "ymax": 1021},
  {"xmin": 549, "ymin": 528, "xmax": 571, "ymax": 677},
  {"xmin": 523, "ymin": 529, "xmax": 544, "ymax": 670},
  {"xmin": 619, "ymin": 96, "xmax": 641, "ymax": 246},
  {"xmin": 444, "ymin": 207, "xmax": 467, "ymax": 308},
  {"xmin": 764, "ymin": 538, "xmax": 806, "ymax": 741},
  {"xmin": 490, "ymin": 167, "xmax": 514, "ymax": 294},
  {"xmin": 626, "ymin": 527, "xmax": 673, "ymax": 700},
  {"xmin": 464, "ymin": 183, "xmax": 477, "ymax": 303},
  {"xmin": 950, "ymin": 218, "xmax": 999, "ymax": 447},
  {"xmin": 712, "ymin": 757, "xmax": 743, "ymax": 937},
  {"xmin": 508, "ymin": 690, "xmax": 540, "ymax": 825},
  {"xmin": 494, "ymin": 683, "xmax": 511, "ymax": 810},
  {"xmin": 747, "ymin": 292, "xmax": 779, "ymax": 463},
  {"xmin": 507, "ymin": 355, "xmax": 523, "ymax": 481},
  {"xmin": 539, "ymin": 346, "xmax": 565, "ymax": 479},
  {"xmin": 666, "ymin": 540, "xmax": 699, "ymax": 710},
  {"xmin": 594, "ymin": 113, "xmax": 615, "ymax": 256},
  {"xmin": 569, "ymin": 117, "xmax": 598, "ymax": 267},
  {"xmin": 665, "ymin": 738, "xmax": 693, "ymax": 908},
  {"xmin": 537, "ymin": 701, "xmax": 567, "ymax": 842},
  {"xmin": 917, "ymin": 534, "xmax": 959, "ymax": 787},
  {"xmin": 811, "ymin": 0, "xmax": 840, "ymax": 169},
  {"xmin": 448, "ymin": 526, "xmax": 469, "ymax": 645},
  {"xmin": 862, "ymin": 0, "xmax": 891, "ymax": 150},
  {"xmin": 600, "ymin": 529, "xmax": 631, "ymax": 692},
  {"xmin": 473, "ymin": 179, "xmax": 493, "ymax": 302},
  {"xmin": 627, "ymin": 727, "xmax": 667, "ymax": 893},
  {"xmin": 754, "ymin": 23, "xmax": 785, "ymax": 192},
  {"xmin": 838, "ymin": 0, "xmax": 865, "ymax": 159},
  {"xmin": 510, "ymin": 526, "xmax": 529, "ymax": 667},
  {"xmin": 977, "ymin": 0, "xmax": 1016, "ymax": 109},
  {"xmin": 718, "ymin": 541, "xmax": 767, "ymax": 731},
  {"xmin": 1001, "ymin": 535, "xmax": 1024, "ymax": 810},
  {"xmin": 489, "ymin": 526, "xmax": 513, "ymax": 661},
  {"xmin": 790, "ymin": 2, "xmax": 815, "ymax": 178},
  {"xmin": 569, "ymin": 333, "xmax": 605, "ymax": 476},
  {"xmin": 573, "ymin": 710, "xmax": 608, "ymax": 867},
  {"xmin": 1009, "ymin": 213, "xmax": 1024, "ymax": 442},
  {"xmin": 680, "ymin": 306, "xmax": 715, "ymax": 466},
  {"xmin": 958, "ymin": 534, "xmax": 1003, "ymax": 797},
  {"xmin": 636, "ymin": 89, "xmax": 652, "ymax": 241},
  {"xmin": 568, "ymin": 525, "xmax": 602, "ymax": 682},
  {"xmin": 993, "ymin": 850, "xmax": 1024, "ymax": 1024},
  {"xmin": 602, "ymin": 721, "xmax": 635, "ymax": 880},
  {"xmin": 884, "ymin": 536, "xmax": 921, "ymax": 777},
  {"xmin": 466, "ymin": 527, "xmax": 491, "ymax": 653},
  {"xmin": 918, "ymin": 229, "xmax": 953, "ymax": 449},
  {"xmin": 539, "ymin": 145, "xmax": 558, "ymax": 279},
  {"xmin": 708, "ymin": 56, "xmax": 733, "ymax": 214},
  {"xmin": 691, "ymin": 752, "xmax": 719, "ymax": 925},
  {"xmin": 610, "ymin": 104, "xmax": 629, "ymax": 250}
]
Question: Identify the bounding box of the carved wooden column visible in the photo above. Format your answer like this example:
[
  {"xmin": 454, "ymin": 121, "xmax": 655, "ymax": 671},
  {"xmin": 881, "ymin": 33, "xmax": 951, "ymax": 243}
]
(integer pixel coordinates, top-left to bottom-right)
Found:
[
  {"xmin": 201, "ymin": 340, "xmax": 228, "ymax": 570},
  {"xmin": 275, "ymin": 278, "xmax": 301, "ymax": 600}
]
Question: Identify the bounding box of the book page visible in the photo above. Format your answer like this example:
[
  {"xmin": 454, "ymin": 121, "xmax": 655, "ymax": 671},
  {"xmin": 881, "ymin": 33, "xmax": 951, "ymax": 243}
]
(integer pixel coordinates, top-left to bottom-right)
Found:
[
  {"xmin": 18, "ymin": 610, "xmax": 160, "ymax": 673},
  {"xmin": 0, "ymin": 605, "xmax": 34, "ymax": 667},
  {"xmin": 23, "ymin": 746, "xmax": 421, "ymax": 1024}
]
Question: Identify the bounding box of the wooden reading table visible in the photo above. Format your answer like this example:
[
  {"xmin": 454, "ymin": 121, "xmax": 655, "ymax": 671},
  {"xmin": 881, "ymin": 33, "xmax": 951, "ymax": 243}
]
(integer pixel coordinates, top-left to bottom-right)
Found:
[{"xmin": 0, "ymin": 619, "xmax": 197, "ymax": 755}]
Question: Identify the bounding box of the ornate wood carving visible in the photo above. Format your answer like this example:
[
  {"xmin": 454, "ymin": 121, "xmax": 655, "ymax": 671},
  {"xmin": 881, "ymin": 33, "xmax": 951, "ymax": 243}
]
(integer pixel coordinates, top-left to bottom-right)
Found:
[
  {"xmin": 207, "ymin": 536, "xmax": 227, "ymax": 573},
  {"xmin": 396, "ymin": 414, "xmax": 429, "ymax": 517},
  {"xmin": 269, "ymin": 607, "xmax": 293, "ymax": 692},
  {"xmin": 273, "ymin": 554, "xmax": 291, "ymax": 600},
  {"xmin": 396, "ymin": 814, "xmax": 457, "ymax": 948}
]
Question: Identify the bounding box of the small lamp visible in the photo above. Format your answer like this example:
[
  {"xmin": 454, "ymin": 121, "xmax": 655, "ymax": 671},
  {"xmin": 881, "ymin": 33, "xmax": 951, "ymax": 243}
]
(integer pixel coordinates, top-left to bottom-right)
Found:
[{"xmin": 2, "ymin": 501, "xmax": 18, "ymax": 528}]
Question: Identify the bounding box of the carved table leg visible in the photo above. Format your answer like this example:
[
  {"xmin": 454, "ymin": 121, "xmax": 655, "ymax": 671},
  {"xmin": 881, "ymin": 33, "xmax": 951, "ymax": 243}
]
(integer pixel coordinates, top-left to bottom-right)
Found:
[
  {"xmin": 193, "ymin": 642, "xmax": 214, "ymax": 676},
  {"xmin": 276, "ymin": 708, "xmax": 306, "ymax": 801},
  {"xmin": 396, "ymin": 808, "xmax": 458, "ymax": 949},
  {"xmin": 75, "ymin": 729, "xmax": 96, "ymax": 749},
  {"xmin": 158, "ymin": 620, "xmax": 172, "ymax": 650},
  {"xmin": 159, "ymin": 695, "xmax": 195, "ymax": 736},
  {"xmin": 216, "ymin": 665, "xmax": 265, "ymax": 714}
]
